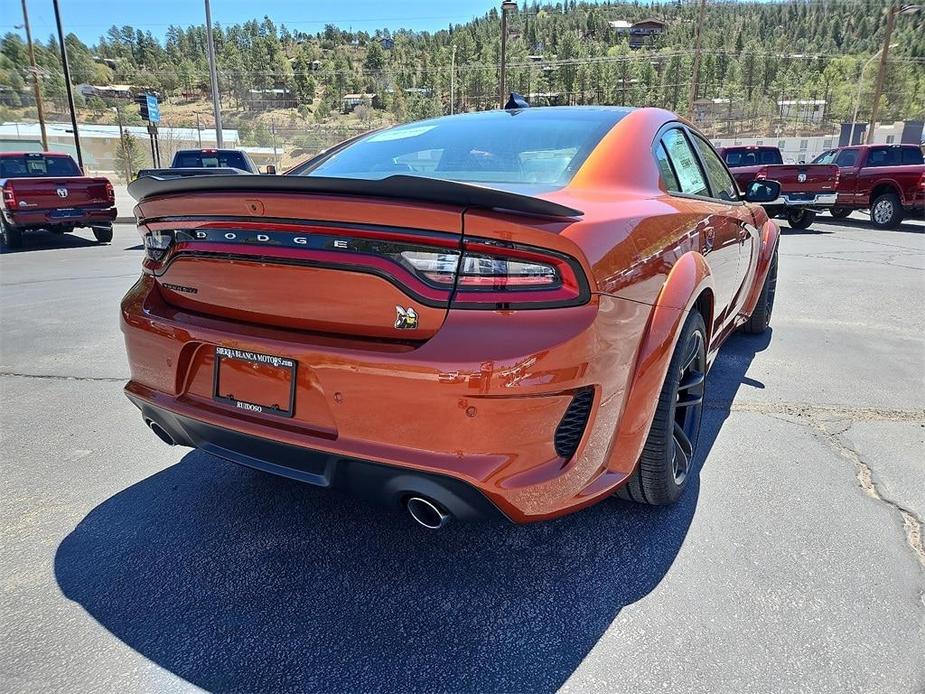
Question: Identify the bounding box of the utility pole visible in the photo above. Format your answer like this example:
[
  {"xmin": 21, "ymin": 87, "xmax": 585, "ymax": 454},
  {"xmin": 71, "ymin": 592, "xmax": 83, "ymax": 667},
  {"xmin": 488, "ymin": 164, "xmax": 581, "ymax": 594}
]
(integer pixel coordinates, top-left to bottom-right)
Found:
[
  {"xmin": 52, "ymin": 0, "xmax": 83, "ymax": 169},
  {"xmin": 114, "ymin": 107, "xmax": 131, "ymax": 182},
  {"xmin": 204, "ymin": 0, "xmax": 224, "ymax": 147},
  {"xmin": 450, "ymin": 44, "xmax": 457, "ymax": 115},
  {"xmin": 866, "ymin": 4, "xmax": 922, "ymax": 144},
  {"xmin": 499, "ymin": 0, "xmax": 516, "ymax": 107},
  {"xmin": 687, "ymin": 0, "xmax": 707, "ymax": 121},
  {"xmin": 196, "ymin": 112, "xmax": 203, "ymax": 147},
  {"xmin": 21, "ymin": 0, "xmax": 48, "ymax": 150}
]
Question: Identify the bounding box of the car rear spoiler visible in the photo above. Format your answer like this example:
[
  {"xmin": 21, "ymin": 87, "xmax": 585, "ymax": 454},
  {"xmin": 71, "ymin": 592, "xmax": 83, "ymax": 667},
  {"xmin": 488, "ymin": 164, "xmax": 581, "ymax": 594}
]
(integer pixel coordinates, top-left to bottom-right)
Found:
[
  {"xmin": 127, "ymin": 173, "xmax": 583, "ymax": 219},
  {"xmin": 135, "ymin": 167, "xmax": 250, "ymax": 180}
]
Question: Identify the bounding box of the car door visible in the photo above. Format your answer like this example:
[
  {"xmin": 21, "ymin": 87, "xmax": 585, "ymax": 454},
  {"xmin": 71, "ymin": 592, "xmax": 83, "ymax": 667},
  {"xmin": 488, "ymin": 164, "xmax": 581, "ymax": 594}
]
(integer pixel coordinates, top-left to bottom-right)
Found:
[
  {"xmin": 658, "ymin": 128, "xmax": 752, "ymax": 334},
  {"xmin": 833, "ymin": 148, "xmax": 861, "ymax": 205}
]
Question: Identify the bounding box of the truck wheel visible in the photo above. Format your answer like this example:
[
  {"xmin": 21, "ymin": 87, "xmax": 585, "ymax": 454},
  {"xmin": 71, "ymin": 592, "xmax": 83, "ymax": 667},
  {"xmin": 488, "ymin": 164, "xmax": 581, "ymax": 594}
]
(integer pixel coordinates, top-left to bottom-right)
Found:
[
  {"xmin": 1, "ymin": 219, "xmax": 23, "ymax": 250},
  {"xmin": 617, "ymin": 310, "xmax": 706, "ymax": 505},
  {"xmin": 829, "ymin": 207, "xmax": 852, "ymax": 219},
  {"xmin": 92, "ymin": 226, "xmax": 113, "ymax": 243},
  {"xmin": 870, "ymin": 193, "xmax": 903, "ymax": 229},
  {"xmin": 742, "ymin": 242, "xmax": 779, "ymax": 335},
  {"xmin": 786, "ymin": 209, "xmax": 816, "ymax": 230}
]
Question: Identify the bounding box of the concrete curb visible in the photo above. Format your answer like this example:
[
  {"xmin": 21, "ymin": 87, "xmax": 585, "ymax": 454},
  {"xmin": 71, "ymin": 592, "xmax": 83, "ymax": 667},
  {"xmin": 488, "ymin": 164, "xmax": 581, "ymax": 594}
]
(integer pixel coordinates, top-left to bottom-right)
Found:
[{"xmin": 116, "ymin": 217, "xmax": 136, "ymax": 225}]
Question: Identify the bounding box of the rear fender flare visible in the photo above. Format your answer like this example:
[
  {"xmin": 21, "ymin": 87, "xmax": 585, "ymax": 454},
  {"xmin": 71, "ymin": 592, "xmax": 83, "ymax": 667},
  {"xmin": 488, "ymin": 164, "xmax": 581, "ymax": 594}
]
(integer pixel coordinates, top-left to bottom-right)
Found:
[{"xmin": 604, "ymin": 251, "xmax": 714, "ymax": 475}]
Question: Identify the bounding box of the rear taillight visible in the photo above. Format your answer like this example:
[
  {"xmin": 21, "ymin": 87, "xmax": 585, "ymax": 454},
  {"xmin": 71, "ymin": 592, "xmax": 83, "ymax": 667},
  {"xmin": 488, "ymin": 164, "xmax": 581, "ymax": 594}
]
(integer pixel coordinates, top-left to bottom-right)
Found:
[
  {"xmin": 450, "ymin": 240, "xmax": 588, "ymax": 308},
  {"xmin": 143, "ymin": 230, "xmax": 175, "ymax": 261},
  {"xmin": 1, "ymin": 183, "xmax": 14, "ymax": 209},
  {"xmin": 142, "ymin": 226, "xmax": 590, "ymax": 309},
  {"xmin": 105, "ymin": 181, "xmax": 115, "ymax": 204}
]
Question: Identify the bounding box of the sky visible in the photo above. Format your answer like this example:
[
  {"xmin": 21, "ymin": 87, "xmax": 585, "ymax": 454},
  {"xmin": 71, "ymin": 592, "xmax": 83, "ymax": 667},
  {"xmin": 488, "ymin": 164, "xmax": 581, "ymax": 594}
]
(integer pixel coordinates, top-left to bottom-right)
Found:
[{"xmin": 5, "ymin": 0, "xmax": 544, "ymax": 44}]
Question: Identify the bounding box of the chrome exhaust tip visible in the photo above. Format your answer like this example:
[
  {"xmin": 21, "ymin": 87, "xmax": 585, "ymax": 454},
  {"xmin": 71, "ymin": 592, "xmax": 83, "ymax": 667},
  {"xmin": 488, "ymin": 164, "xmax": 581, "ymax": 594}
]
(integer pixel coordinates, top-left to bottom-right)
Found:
[
  {"xmin": 145, "ymin": 418, "xmax": 176, "ymax": 446},
  {"xmin": 406, "ymin": 496, "xmax": 450, "ymax": 530}
]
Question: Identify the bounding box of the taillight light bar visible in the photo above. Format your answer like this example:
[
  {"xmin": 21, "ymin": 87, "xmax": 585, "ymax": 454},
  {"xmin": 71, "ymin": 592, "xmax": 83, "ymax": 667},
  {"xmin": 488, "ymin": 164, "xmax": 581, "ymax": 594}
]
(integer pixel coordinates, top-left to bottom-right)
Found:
[
  {"xmin": 1, "ymin": 183, "xmax": 15, "ymax": 209},
  {"xmin": 105, "ymin": 181, "xmax": 115, "ymax": 204},
  {"xmin": 141, "ymin": 224, "xmax": 591, "ymax": 310}
]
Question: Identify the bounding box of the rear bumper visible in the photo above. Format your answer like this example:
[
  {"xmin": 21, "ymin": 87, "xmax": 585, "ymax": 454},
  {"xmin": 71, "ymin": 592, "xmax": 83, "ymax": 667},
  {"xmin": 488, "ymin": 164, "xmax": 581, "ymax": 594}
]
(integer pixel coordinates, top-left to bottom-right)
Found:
[
  {"xmin": 768, "ymin": 192, "xmax": 838, "ymax": 208},
  {"xmin": 3, "ymin": 206, "xmax": 117, "ymax": 229},
  {"xmin": 128, "ymin": 396, "xmax": 507, "ymax": 521},
  {"xmin": 121, "ymin": 275, "xmax": 650, "ymax": 523}
]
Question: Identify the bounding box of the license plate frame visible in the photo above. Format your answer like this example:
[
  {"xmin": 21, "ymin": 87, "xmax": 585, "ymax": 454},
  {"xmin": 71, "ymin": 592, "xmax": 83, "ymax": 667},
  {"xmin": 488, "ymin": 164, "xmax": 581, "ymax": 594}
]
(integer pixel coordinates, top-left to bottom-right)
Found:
[{"xmin": 212, "ymin": 346, "xmax": 297, "ymax": 418}]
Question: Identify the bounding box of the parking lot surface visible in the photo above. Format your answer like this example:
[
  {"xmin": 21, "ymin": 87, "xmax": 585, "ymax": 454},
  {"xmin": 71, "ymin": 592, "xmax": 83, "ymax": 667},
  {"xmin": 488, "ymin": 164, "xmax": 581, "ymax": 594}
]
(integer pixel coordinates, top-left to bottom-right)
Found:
[{"xmin": 1, "ymin": 214, "xmax": 923, "ymax": 693}]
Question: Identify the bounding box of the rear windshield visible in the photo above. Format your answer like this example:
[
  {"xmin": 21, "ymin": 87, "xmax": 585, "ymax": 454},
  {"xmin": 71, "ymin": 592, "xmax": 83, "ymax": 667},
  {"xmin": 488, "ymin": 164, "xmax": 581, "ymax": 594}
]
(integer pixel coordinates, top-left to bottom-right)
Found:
[
  {"xmin": 302, "ymin": 110, "xmax": 624, "ymax": 186},
  {"xmin": 173, "ymin": 151, "xmax": 249, "ymax": 169},
  {"xmin": 0, "ymin": 154, "xmax": 81, "ymax": 178},
  {"xmin": 723, "ymin": 149, "xmax": 783, "ymax": 167}
]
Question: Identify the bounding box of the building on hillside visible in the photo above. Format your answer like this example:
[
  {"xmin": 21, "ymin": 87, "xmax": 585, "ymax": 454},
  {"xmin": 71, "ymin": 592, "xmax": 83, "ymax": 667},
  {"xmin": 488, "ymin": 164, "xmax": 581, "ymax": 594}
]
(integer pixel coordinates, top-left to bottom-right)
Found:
[
  {"xmin": 247, "ymin": 88, "xmax": 296, "ymax": 109},
  {"xmin": 777, "ymin": 99, "xmax": 827, "ymax": 125},
  {"xmin": 379, "ymin": 37, "xmax": 395, "ymax": 50},
  {"xmin": 691, "ymin": 98, "xmax": 743, "ymax": 126},
  {"xmin": 608, "ymin": 20, "xmax": 633, "ymax": 32},
  {"xmin": 76, "ymin": 84, "xmax": 134, "ymax": 100},
  {"xmin": 342, "ymin": 93, "xmax": 379, "ymax": 113},
  {"xmin": 628, "ymin": 19, "xmax": 666, "ymax": 49}
]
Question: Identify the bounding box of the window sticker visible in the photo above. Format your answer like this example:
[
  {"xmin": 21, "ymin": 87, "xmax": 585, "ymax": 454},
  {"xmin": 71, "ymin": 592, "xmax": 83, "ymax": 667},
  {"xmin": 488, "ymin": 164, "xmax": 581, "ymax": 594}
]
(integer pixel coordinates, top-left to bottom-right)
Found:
[{"xmin": 663, "ymin": 130, "xmax": 708, "ymax": 196}]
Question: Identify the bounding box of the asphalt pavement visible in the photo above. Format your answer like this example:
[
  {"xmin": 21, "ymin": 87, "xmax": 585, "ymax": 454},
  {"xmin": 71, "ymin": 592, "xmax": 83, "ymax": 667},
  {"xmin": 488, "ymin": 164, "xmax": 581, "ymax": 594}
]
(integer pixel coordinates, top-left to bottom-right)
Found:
[{"xmin": 1, "ymin": 212, "xmax": 923, "ymax": 693}]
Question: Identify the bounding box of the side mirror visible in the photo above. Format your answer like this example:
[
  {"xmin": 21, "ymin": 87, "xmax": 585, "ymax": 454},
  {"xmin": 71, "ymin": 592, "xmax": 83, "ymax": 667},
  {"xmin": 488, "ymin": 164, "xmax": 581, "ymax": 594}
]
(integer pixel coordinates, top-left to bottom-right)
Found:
[
  {"xmin": 743, "ymin": 179, "xmax": 781, "ymax": 204},
  {"xmin": 264, "ymin": 164, "xmax": 277, "ymax": 175}
]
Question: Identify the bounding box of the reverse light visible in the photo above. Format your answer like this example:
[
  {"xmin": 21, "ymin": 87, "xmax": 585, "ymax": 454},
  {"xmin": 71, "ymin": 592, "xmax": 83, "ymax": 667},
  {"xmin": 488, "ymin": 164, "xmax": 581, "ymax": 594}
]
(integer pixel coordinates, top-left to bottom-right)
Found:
[{"xmin": 143, "ymin": 230, "xmax": 175, "ymax": 262}]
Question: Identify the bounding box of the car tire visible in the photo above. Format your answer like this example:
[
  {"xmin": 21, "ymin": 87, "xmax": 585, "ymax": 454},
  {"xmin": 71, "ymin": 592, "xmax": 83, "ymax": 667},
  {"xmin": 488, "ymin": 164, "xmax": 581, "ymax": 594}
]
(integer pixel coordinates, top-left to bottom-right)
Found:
[
  {"xmin": 617, "ymin": 310, "xmax": 707, "ymax": 505},
  {"xmin": 742, "ymin": 242, "xmax": 779, "ymax": 335},
  {"xmin": 829, "ymin": 207, "xmax": 852, "ymax": 219},
  {"xmin": 92, "ymin": 226, "xmax": 113, "ymax": 243},
  {"xmin": 1, "ymin": 219, "xmax": 23, "ymax": 250},
  {"xmin": 785, "ymin": 208, "xmax": 816, "ymax": 229},
  {"xmin": 870, "ymin": 192, "xmax": 903, "ymax": 229}
]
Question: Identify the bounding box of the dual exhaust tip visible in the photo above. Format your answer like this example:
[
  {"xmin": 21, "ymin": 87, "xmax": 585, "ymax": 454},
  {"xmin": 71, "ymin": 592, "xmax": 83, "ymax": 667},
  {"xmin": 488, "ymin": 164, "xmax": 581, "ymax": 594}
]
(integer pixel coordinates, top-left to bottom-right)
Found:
[
  {"xmin": 145, "ymin": 418, "xmax": 176, "ymax": 447},
  {"xmin": 406, "ymin": 496, "xmax": 450, "ymax": 530},
  {"xmin": 145, "ymin": 417, "xmax": 452, "ymax": 530}
]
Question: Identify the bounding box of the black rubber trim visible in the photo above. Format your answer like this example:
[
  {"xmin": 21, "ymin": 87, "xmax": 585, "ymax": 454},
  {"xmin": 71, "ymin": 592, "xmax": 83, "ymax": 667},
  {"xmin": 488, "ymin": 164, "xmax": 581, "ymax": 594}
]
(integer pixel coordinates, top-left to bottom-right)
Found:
[
  {"xmin": 128, "ymin": 173, "xmax": 584, "ymax": 218},
  {"xmin": 128, "ymin": 396, "xmax": 508, "ymax": 522}
]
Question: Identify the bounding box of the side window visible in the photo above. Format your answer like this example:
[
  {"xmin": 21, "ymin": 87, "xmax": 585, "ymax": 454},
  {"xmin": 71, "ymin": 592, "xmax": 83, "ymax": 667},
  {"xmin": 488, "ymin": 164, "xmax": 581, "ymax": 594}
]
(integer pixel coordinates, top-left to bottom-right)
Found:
[
  {"xmin": 902, "ymin": 147, "xmax": 924, "ymax": 165},
  {"xmin": 654, "ymin": 142, "xmax": 680, "ymax": 193},
  {"xmin": 660, "ymin": 129, "xmax": 709, "ymax": 198},
  {"xmin": 691, "ymin": 133, "xmax": 739, "ymax": 201},
  {"xmin": 867, "ymin": 147, "xmax": 895, "ymax": 167},
  {"xmin": 835, "ymin": 149, "xmax": 859, "ymax": 167}
]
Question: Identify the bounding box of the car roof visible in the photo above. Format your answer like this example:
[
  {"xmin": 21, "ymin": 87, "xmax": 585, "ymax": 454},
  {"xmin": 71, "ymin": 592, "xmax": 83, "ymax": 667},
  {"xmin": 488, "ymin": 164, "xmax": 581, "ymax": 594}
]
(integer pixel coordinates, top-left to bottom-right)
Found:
[
  {"xmin": 404, "ymin": 105, "xmax": 636, "ymax": 129},
  {"xmin": 0, "ymin": 151, "xmax": 72, "ymax": 157}
]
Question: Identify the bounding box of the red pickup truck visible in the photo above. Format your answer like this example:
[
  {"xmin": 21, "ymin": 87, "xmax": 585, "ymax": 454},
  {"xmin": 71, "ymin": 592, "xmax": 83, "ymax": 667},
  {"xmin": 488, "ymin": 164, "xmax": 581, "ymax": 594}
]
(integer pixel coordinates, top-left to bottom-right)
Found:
[
  {"xmin": 811, "ymin": 144, "xmax": 924, "ymax": 229},
  {"xmin": 717, "ymin": 145, "xmax": 839, "ymax": 229},
  {"xmin": 0, "ymin": 151, "xmax": 116, "ymax": 249}
]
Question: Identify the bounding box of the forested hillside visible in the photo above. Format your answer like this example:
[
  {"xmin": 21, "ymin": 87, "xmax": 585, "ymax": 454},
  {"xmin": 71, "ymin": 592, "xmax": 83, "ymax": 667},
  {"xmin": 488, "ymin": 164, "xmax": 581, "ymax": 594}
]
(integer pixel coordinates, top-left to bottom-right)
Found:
[{"xmin": 1, "ymin": 0, "xmax": 923, "ymax": 147}]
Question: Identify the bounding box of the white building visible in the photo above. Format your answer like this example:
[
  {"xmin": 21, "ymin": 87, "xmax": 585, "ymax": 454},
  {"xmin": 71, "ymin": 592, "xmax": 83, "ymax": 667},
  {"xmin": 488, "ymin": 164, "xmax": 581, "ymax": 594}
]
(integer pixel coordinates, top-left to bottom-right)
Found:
[{"xmin": 777, "ymin": 99, "xmax": 827, "ymax": 125}]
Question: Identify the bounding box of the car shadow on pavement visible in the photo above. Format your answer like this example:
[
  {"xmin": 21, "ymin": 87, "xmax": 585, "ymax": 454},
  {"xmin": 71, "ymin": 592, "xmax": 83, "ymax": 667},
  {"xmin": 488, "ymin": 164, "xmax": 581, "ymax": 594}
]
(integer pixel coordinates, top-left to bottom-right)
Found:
[
  {"xmin": 54, "ymin": 332, "xmax": 770, "ymax": 693},
  {"xmin": 0, "ymin": 229, "xmax": 103, "ymax": 254}
]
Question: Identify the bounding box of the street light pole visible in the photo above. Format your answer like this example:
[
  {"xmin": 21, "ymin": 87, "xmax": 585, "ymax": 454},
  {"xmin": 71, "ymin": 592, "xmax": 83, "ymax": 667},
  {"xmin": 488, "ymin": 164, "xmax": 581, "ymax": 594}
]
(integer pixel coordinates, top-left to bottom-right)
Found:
[
  {"xmin": 52, "ymin": 0, "xmax": 83, "ymax": 169},
  {"xmin": 849, "ymin": 47, "xmax": 893, "ymax": 146},
  {"xmin": 450, "ymin": 44, "xmax": 457, "ymax": 115},
  {"xmin": 499, "ymin": 0, "xmax": 516, "ymax": 108},
  {"xmin": 21, "ymin": 0, "xmax": 48, "ymax": 150},
  {"xmin": 866, "ymin": 4, "xmax": 921, "ymax": 144},
  {"xmin": 114, "ymin": 107, "xmax": 131, "ymax": 182},
  {"xmin": 204, "ymin": 0, "xmax": 224, "ymax": 147},
  {"xmin": 687, "ymin": 0, "xmax": 707, "ymax": 121}
]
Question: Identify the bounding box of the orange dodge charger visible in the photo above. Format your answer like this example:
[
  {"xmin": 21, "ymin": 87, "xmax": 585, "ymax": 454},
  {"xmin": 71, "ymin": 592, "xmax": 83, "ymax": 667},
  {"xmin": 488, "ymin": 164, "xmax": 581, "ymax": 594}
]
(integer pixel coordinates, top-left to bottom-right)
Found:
[{"xmin": 121, "ymin": 106, "xmax": 781, "ymax": 528}]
